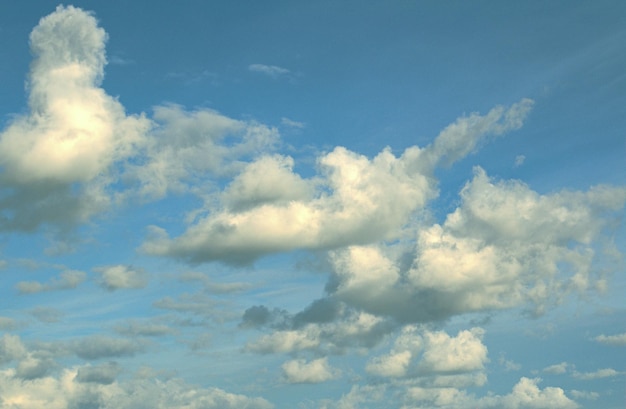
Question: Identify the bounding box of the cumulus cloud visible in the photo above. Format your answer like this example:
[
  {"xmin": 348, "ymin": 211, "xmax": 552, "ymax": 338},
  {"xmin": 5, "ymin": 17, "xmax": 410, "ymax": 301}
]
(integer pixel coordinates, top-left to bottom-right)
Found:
[
  {"xmin": 143, "ymin": 99, "xmax": 533, "ymax": 265},
  {"xmin": 0, "ymin": 368, "xmax": 273, "ymax": 409},
  {"xmin": 404, "ymin": 377, "xmax": 578, "ymax": 409},
  {"xmin": 367, "ymin": 326, "xmax": 488, "ymax": 384},
  {"xmin": 594, "ymin": 333, "xmax": 626, "ymax": 346},
  {"xmin": 0, "ymin": 5, "xmax": 150, "ymax": 231},
  {"xmin": 282, "ymin": 358, "xmax": 339, "ymax": 383},
  {"xmin": 94, "ymin": 265, "xmax": 147, "ymax": 291},
  {"xmin": 328, "ymin": 168, "xmax": 626, "ymax": 322},
  {"xmin": 245, "ymin": 308, "xmax": 391, "ymax": 355}
]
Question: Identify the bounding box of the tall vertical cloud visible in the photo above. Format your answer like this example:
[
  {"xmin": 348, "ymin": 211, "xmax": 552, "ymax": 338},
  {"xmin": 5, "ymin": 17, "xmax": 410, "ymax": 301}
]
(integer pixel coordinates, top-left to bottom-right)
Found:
[{"xmin": 0, "ymin": 6, "xmax": 150, "ymax": 231}]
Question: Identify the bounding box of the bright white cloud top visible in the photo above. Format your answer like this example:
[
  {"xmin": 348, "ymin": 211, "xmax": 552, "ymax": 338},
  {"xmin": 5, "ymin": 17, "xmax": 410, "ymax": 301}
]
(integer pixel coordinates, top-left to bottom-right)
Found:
[{"xmin": 0, "ymin": 2, "xmax": 624, "ymax": 408}]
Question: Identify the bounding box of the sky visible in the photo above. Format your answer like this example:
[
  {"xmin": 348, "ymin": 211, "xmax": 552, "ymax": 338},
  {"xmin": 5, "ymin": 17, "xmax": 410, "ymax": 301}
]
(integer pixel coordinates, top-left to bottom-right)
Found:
[{"xmin": 0, "ymin": 1, "xmax": 625, "ymax": 408}]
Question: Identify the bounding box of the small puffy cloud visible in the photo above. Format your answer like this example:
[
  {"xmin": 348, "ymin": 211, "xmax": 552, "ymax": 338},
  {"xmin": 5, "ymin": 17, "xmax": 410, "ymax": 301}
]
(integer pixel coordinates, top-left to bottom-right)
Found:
[
  {"xmin": 94, "ymin": 265, "xmax": 147, "ymax": 291},
  {"xmin": 249, "ymin": 63, "xmax": 290, "ymax": 78},
  {"xmin": 247, "ymin": 328, "xmax": 321, "ymax": 354},
  {"xmin": 514, "ymin": 154, "xmax": 526, "ymax": 167},
  {"xmin": 594, "ymin": 333, "xmax": 626, "ymax": 346},
  {"xmin": 143, "ymin": 100, "xmax": 532, "ymax": 265},
  {"xmin": 16, "ymin": 270, "xmax": 86, "ymax": 294},
  {"xmin": 281, "ymin": 358, "xmax": 339, "ymax": 384},
  {"xmin": 572, "ymin": 368, "xmax": 621, "ymax": 380},
  {"xmin": 543, "ymin": 362, "xmax": 570, "ymax": 374},
  {"xmin": 75, "ymin": 362, "xmax": 121, "ymax": 384},
  {"xmin": 366, "ymin": 326, "xmax": 488, "ymax": 382},
  {"xmin": 245, "ymin": 308, "xmax": 390, "ymax": 355},
  {"xmin": 495, "ymin": 377, "xmax": 579, "ymax": 409}
]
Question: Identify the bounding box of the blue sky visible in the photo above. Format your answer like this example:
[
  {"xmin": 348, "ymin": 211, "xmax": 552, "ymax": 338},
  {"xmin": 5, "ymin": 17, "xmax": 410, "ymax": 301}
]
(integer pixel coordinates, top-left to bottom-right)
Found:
[{"xmin": 0, "ymin": 1, "xmax": 624, "ymax": 408}]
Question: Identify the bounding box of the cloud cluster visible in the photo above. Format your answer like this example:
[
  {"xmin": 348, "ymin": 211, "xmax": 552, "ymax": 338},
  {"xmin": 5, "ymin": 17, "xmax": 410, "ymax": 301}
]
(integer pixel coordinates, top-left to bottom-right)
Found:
[
  {"xmin": 328, "ymin": 169, "xmax": 626, "ymax": 322},
  {"xmin": 143, "ymin": 99, "xmax": 533, "ymax": 264},
  {"xmin": 0, "ymin": 368, "xmax": 273, "ymax": 409}
]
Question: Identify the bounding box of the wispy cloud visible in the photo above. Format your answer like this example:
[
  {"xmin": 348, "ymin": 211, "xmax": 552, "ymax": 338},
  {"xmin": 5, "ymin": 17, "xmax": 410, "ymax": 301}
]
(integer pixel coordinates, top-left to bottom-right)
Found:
[
  {"xmin": 594, "ymin": 333, "xmax": 626, "ymax": 346},
  {"xmin": 248, "ymin": 63, "xmax": 290, "ymax": 78}
]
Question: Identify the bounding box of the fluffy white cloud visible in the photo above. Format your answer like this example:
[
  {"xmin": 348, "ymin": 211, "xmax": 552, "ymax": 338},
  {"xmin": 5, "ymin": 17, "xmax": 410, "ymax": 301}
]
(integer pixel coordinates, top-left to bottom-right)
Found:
[
  {"xmin": 330, "ymin": 168, "xmax": 626, "ymax": 322},
  {"xmin": 367, "ymin": 326, "xmax": 487, "ymax": 383},
  {"xmin": 0, "ymin": 368, "xmax": 273, "ymax": 409},
  {"xmin": 143, "ymin": 99, "xmax": 532, "ymax": 264},
  {"xmin": 282, "ymin": 358, "xmax": 339, "ymax": 383},
  {"xmin": 94, "ymin": 265, "xmax": 147, "ymax": 291},
  {"xmin": 0, "ymin": 6, "xmax": 150, "ymax": 230},
  {"xmin": 403, "ymin": 377, "xmax": 578, "ymax": 409},
  {"xmin": 245, "ymin": 309, "xmax": 390, "ymax": 355}
]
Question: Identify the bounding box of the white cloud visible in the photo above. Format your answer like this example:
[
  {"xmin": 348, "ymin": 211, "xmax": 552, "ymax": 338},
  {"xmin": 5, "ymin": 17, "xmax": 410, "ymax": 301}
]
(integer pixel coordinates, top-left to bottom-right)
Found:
[
  {"xmin": 543, "ymin": 362, "xmax": 569, "ymax": 374},
  {"xmin": 143, "ymin": 99, "xmax": 532, "ymax": 265},
  {"xmin": 404, "ymin": 377, "xmax": 578, "ymax": 409},
  {"xmin": 366, "ymin": 326, "xmax": 488, "ymax": 382},
  {"xmin": 249, "ymin": 63, "xmax": 290, "ymax": 78},
  {"xmin": 329, "ymin": 168, "xmax": 626, "ymax": 322},
  {"xmin": 128, "ymin": 104, "xmax": 279, "ymax": 200},
  {"xmin": 569, "ymin": 390, "xmax": 599, "ymax": 400},
  {"xmin": 282, "ymin": 358, "xmax": 339, "ymax": 383},
  {"xmin": 0, "ymin": 6, "xmax": 150, "ymax": 231},
  {"xmin": 94, "ymin": 265, "xmax": 147, "ymax": 291},
  {"xmin": 245, "ymin": 309, "xmax": 390, "ymax": 355},
  {"xmin": 572, "ymin": 368, "xmax": 621, "ymax": 380},
  {"xmin": 594, "ymin": 333, "xmax": 626, "ymax": 346},
  {"xmin": 247, "ymin": 327, "xmax": 321, "ymax": 354},
  {"xmin": 0, "ymin": 368, "xmax": 273, "ymax": 409},
  {"xmin": 280, "ymin": 117, "xmax": 305, "ymax": 129}
]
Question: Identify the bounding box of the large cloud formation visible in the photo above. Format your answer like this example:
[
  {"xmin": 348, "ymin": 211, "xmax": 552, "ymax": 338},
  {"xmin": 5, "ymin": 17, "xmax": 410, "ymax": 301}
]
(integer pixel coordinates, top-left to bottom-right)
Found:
[{"xmin": 142, "ymin": 99, "xmax": 534, "ymax": 264}]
